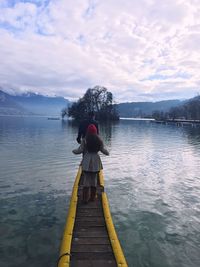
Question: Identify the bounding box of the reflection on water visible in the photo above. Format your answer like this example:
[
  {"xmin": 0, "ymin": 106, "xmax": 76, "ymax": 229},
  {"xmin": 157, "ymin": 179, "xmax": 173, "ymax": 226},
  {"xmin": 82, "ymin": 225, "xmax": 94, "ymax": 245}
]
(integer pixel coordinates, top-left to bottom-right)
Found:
[{"xmin": 0, "ymin": 116, "xmax": 200, "ymax": 267}]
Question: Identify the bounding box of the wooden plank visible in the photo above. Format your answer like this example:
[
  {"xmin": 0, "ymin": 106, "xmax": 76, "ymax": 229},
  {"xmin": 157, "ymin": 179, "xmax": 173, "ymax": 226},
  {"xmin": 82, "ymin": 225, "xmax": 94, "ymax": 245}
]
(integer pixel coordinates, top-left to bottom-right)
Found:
[
  {"xmin": 76, "ymin": 208, "xmax": 103, "ymax": 215},
  {"xmin": 74, "ymin": 225, "xmax": 106, "ymax": 231},
  {"xmin": 70, "ymin": 251, "xmax": 115, "ymax": 260},
  {"xmin": 76, "ymin": 214, "xmax": 102, "ymax": 217},
  {"xmin": 77, "ymin": 201, "xmax": 102, "ymax": 207},
  {"xmin": 92, "ymin": 260, "xmax": 117, "ymax": 267},
  {"xmin": 70, "ymin": 260, "xmax": 93, "ymax": 267},
  {"xmin": 70, "ymin": 259, "xmax": 117, "ymax": 267},
  {"xmin": 71, "ymin": 244, "xmax": 113, "ymax": 253},
  {"xmin": 72, "ymin": 237, "xmax": 110, "ymax": 245},
  {"xmin": 75, "ymin": 217, "xmax": 105, "ymax": 223},
  {"xmin": 74, "ymin": 230, "xmax": 108, "ymax": 238},
  {"xmin": 75, "ymin": 222, "xmax": 105, "ymax": 228}
]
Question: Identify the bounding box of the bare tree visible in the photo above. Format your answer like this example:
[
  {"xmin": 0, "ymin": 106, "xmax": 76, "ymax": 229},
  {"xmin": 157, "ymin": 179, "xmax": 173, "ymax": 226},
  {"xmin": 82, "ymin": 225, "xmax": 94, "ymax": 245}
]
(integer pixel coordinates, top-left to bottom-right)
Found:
[{"xmin": 68, "ymin": 86, "xmax": 119, "ymax": 121}]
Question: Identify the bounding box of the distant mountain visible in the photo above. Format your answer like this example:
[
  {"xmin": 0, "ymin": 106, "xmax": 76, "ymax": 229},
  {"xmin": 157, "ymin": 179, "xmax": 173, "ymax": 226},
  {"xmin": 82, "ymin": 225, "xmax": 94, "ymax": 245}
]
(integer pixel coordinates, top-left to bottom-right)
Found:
[
  {"xmin": 0, "ymin": 89, "xmax": 184, "ymax": 118},
  {"xmin": 116, "ymin": 100, "xmax": 182, "ymax": 118},
  {"xmin": 11, "ymin": 92, "xmax": 69, "ymax": 116},
  {"xmin": 0, "ymin": 90, "xmax": 31, "ymax": 115},
  {"xmin": 0, "ymin": 90, "xmax": 70, "ymax": 116}
]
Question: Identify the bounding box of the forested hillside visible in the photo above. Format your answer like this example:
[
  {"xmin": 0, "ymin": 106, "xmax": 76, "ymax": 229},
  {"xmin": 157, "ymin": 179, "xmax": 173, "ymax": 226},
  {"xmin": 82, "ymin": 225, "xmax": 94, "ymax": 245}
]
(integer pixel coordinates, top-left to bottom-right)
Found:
[{"xmin": 116, "ymin": 100, "xmax": 182, "ymax": 118}]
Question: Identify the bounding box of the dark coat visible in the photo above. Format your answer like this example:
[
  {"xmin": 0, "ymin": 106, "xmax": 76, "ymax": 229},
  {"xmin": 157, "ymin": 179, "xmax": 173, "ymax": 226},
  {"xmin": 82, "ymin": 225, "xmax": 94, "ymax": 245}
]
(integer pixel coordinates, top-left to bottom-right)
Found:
[{"xmin": 76, "ymin": 119, "xmax": 99, "ymax": 143}]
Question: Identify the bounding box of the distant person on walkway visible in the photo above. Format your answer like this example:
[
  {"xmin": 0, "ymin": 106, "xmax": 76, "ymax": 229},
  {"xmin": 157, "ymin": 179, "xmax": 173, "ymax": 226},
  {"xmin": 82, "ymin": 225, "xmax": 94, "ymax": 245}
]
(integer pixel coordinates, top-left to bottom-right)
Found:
[
  {"xmin": 73, "ymin": 124, "xmax": 109, "ymax": 203},
  {"xmin": 76, "ymin": 111, "xmax": 99, "ymax": 144}
]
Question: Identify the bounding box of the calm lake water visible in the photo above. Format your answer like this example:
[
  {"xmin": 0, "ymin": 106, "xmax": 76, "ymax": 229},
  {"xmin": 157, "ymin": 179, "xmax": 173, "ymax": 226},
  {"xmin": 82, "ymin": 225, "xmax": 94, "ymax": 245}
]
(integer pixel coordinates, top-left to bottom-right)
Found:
[{"xmin": 1, "ymin": 116, "xmax": 200, "ymax": 267}]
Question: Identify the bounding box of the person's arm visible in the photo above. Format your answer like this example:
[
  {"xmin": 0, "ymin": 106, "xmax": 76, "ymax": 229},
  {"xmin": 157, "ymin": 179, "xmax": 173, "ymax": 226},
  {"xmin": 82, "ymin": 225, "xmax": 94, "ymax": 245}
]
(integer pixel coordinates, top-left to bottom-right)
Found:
[
  {"xmin": 77, "ymin": 121, "xmax": 88, "ymax": 143},
  {"xmin": 100, "ymin": 144, "xmax": 109, "ymax": 155},
  {"xmin": 72, "ymin": 140, "xmax": 85, "ymax": 154},
  {"xmin": 76, "ymin": 124, "xmax": 82, "ymax": 144}
]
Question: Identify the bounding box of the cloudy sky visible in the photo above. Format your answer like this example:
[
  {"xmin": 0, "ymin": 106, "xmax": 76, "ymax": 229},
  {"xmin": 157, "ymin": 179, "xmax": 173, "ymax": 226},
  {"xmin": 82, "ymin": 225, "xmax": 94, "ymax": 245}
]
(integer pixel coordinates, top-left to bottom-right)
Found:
[{"xmin": 0, "ymin": 0, "xmax": 200, "ymax": 102}]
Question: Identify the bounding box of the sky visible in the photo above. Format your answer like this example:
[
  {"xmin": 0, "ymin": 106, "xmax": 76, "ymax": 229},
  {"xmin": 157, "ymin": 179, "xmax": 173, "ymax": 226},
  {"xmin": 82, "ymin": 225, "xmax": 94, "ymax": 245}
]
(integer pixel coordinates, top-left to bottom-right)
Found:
[{"xmin": 0, "ymin": 0, "xmax": 200, "ymax": 103}]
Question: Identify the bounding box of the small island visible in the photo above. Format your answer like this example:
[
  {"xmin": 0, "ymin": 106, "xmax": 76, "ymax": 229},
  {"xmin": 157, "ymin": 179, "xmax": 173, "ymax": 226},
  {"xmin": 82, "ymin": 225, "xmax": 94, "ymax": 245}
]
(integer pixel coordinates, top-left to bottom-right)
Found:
[{"xmin": 61, "ymin": 85, "xmax": 119, "ymax": 121}]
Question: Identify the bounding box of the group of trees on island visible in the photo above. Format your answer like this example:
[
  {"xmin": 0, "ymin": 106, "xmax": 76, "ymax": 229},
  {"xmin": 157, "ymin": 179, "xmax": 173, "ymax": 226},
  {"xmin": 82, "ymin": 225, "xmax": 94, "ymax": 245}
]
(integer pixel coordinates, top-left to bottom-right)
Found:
[
  {"xmin": 62, "ymin": 86, "xmax": 119, "ymax": 121},
  {"xmin": 152, "ymin": 95, "xmax": 200, "ymax": 121},
  {"xmin": 62, "ymin": 86, "xmax": 200, "ymax": 121}
]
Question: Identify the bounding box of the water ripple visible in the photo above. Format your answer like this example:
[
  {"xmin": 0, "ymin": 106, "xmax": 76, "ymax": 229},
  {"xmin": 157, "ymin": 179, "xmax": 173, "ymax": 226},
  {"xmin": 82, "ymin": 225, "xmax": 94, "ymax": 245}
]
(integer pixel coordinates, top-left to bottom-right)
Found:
[{"xmin": 1, "ymin": 117, "xmax": 200, "ymax": 267}]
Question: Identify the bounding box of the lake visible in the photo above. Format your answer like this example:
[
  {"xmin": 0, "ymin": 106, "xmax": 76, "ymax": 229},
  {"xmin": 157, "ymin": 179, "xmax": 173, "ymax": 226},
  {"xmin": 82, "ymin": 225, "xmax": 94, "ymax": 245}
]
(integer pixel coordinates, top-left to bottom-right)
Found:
[{"xmin": 0, "ymin": 116, "xmax": 200, "ymax": 267}]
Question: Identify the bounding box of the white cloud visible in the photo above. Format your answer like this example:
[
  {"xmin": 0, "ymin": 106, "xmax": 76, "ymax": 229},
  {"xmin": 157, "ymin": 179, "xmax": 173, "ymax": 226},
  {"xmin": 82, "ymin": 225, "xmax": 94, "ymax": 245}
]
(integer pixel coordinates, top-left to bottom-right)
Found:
[{"xmin": 0, "ymin": 0, "xmax": 200, "ymax": 102}]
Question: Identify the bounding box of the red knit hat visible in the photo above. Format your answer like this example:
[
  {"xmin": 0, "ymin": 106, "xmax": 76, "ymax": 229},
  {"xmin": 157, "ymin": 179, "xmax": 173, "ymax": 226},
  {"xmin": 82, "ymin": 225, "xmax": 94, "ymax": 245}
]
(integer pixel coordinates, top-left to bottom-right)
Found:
[{"xmin": 87, "ymin": 124, "xmax": 97, "ymax": 134}]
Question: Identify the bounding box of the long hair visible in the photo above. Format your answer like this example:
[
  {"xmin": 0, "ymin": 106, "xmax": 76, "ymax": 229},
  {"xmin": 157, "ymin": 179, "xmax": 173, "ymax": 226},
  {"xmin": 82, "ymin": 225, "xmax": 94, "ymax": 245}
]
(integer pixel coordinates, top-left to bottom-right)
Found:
[{"xmin": 85, "ymin": 133, "xmax": 103, "ymax": 153}]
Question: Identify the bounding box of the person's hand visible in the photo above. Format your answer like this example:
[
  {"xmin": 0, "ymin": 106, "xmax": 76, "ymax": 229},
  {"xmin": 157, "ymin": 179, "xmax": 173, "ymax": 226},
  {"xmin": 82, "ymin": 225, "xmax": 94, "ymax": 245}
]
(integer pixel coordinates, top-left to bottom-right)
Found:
[{"xmin": 76, "ymin": 137, "xmax": 81, "ymax": 144}]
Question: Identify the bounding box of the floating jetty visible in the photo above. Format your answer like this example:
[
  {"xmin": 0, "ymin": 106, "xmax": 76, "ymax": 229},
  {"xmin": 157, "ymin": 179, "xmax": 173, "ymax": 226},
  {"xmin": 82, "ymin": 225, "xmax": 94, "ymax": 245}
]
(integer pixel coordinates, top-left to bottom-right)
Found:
[
  {"xmin": 58, "ymin": 166, "xmax": 127, "ymax": 267},
  {"xmin": 153, "ymin": 119, "xmax": 200, "ymax": 127}
]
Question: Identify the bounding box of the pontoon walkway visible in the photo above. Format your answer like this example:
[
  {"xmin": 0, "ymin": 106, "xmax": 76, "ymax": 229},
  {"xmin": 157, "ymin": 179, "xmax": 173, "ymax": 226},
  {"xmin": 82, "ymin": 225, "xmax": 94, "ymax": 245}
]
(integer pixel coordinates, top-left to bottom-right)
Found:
[{"xmin": 58, "ymin": 166, "xmax": 128, "ymax": 267}]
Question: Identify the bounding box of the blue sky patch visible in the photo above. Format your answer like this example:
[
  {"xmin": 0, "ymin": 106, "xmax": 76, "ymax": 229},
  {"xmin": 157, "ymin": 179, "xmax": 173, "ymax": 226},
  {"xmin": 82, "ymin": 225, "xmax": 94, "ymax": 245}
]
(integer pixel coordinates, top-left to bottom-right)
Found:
[{"xmin": 4, "ymin": 0, "xmax": 50, "ymax": 8}]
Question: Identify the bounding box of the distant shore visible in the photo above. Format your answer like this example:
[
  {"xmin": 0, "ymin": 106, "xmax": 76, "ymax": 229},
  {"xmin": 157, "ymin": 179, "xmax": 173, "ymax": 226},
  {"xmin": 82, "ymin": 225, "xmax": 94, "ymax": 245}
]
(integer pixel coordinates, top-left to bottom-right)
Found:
[
  {"xmin": 0, "ymin": 114, "xmax": 60, "ymax": 118},
  {"xmin": 153, "ymin": 119, "xmax": 200, "ymax": 126},
  {"xmin": 120, "ymin": 117, "xmax": 155, "ymax": 121}
]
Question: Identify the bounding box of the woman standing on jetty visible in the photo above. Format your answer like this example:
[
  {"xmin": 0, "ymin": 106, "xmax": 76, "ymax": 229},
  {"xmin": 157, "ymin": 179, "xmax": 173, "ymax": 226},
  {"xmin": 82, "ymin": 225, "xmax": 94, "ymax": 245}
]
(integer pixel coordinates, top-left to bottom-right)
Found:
[{"xmin": 73, "ymin": 124, "xmax": 109, "ymax": 203}]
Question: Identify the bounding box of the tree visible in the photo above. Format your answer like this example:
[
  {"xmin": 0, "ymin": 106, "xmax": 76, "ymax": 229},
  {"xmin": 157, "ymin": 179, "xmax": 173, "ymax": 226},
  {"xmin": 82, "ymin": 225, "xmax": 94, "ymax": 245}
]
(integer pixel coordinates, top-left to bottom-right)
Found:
[{"xmin": 67, "ymin": 86, "xmax": 119, "ymax": 121}]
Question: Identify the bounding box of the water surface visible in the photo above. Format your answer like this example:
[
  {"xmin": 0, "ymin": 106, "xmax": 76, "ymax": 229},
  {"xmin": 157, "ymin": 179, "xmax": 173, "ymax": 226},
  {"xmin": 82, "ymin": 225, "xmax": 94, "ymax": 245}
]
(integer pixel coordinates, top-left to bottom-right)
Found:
[{"xmin": 0, "ymin": 116, "xmax": 200, "ymax": 267}]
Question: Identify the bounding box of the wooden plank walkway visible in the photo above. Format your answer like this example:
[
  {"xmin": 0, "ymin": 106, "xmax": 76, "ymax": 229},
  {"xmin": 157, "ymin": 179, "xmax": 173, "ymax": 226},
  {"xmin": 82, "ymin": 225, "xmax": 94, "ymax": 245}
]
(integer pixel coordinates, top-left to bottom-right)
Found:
[{"xmin": 70, "ymin": 174, "xmax": 117, "ymax": 267}]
